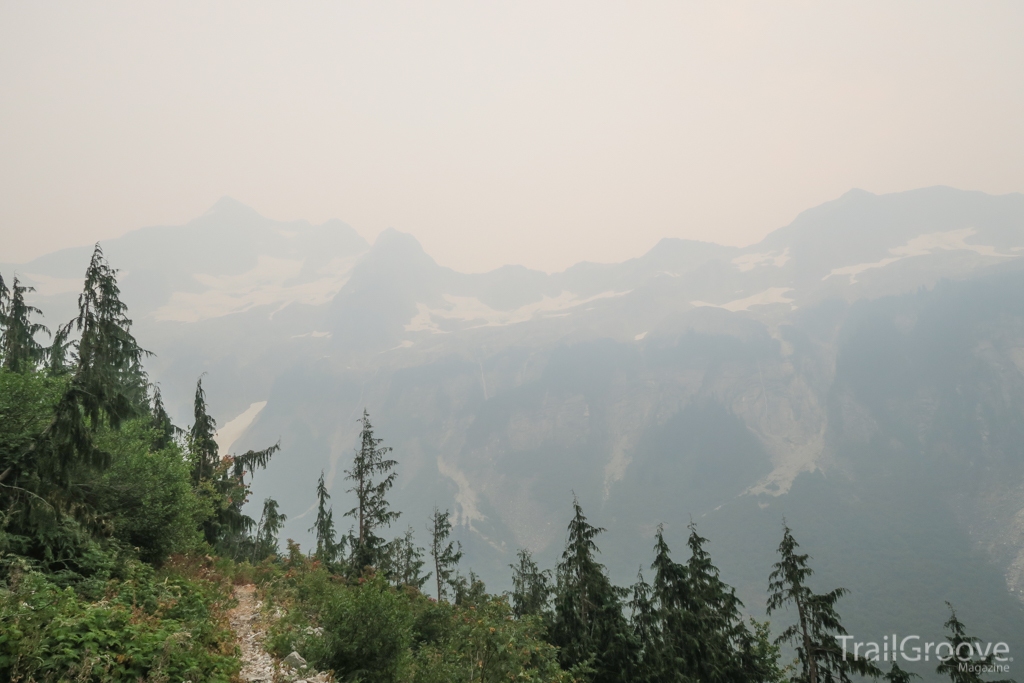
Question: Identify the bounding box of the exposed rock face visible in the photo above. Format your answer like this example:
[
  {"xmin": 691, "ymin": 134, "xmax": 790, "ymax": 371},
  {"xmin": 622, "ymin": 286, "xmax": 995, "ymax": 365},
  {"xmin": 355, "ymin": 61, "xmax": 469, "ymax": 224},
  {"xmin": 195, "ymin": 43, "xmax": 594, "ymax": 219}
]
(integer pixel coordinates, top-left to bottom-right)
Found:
[{"xmin": 12, "ymin": 186, "xmax": 1024, "ymax": 659}]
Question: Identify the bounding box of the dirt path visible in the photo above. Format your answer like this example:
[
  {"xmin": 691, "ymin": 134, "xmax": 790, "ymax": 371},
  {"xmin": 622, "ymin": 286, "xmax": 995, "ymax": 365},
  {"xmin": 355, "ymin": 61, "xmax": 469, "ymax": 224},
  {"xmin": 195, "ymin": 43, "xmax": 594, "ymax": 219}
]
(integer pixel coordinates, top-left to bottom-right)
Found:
[
  {"xmin": 229, "ymin": 584, "xmax": 332, "ymax": 683},
  {"xmin": 229, "ymin": 584, "xmax": 279, "ymax": 683}
]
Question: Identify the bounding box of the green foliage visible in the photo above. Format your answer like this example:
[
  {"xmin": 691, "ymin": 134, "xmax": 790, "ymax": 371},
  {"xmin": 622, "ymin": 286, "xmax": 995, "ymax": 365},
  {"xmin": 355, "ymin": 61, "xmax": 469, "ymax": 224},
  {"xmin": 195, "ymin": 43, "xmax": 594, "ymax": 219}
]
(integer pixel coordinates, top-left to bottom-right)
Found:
[
  {"xmin": 310, "ymin": 469, "xmax": 343, "ymax": 564},
  {"xmin": 0, "ymin": 275, "xmax": 49, "ymax": 373},
  {"xmin": 187, "ymin": 376, "xmax": 279, "ymax": 554},
  {"xmin": 428, "ymin": 506, "xmax": 462, "ymax": 602},
  {"xmin": 510, "ymin": 548, "xmax": 553, "ymax": 621},
  {"xmin": 550, "ymin": 496, "xmax": 634, "ymax": 683},
  {"xmin": 411, "ymin": 595, "xmax": 572, "ymax": 683},
  {"xmin": 0, "ymin": 555, "xmax": 239, "ymax": 682},
  {"xmin": 386, "ymin": 526, "xmax": 431, "ymax": 590},
  {"xmin": 768, "ymin": 521, "xmax": 881, "ymax": 683},
  {"xmin": 264, "ymin": 552, "xmax": 569, "ymax": 683},
  {"xmin": 251, "ymin": 497, "xmax": 287, "ymax": 562},
  {"xmin": 92, "ymin": 418, "xmax": 208, "ymax": 565},
  {"xmin": 935, "ymin": 602, "xmax": 1013, "ymax": 683},
  {"xmin": 345, "ymin": 409, "xmax": 400, "ymax": 572}
]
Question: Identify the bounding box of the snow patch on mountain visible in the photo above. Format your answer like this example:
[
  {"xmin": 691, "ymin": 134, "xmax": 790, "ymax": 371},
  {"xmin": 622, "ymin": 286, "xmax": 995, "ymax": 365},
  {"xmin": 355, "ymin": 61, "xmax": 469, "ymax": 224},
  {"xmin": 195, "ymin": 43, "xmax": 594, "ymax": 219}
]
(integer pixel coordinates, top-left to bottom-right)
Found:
[
  {"xmin": 826, "ymin": 227, "xmax": 1016, "ymax": 283},
  {"xmin": 692, "ymin": 287, "xmax": 795, "ymax": 312}
]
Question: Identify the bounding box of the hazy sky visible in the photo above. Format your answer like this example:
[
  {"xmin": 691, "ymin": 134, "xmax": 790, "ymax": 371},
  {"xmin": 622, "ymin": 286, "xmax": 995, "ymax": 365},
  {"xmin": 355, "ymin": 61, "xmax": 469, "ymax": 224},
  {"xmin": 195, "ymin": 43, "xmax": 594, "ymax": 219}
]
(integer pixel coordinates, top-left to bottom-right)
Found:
[{"xmin": 2, "ymin": 2, "xmax": 1022, "ymax": 273}]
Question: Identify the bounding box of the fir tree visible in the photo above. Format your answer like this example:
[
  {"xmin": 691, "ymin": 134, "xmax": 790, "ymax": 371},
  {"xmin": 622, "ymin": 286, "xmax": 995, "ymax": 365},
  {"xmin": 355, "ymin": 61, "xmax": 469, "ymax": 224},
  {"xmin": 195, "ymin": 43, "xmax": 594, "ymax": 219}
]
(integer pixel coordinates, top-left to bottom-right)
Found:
[
  {"xmin": 884, "ymin": 661, "xmax": 919, "ymax": 683},
  {"xmin": 149, "ymin": 385, "xmax": 178, "ymax": 450},
  {"xmin": 385, "ymin": 526, "xmax": 430, "ymax": 590},
  {"xmin": 510, "ymin": 548, "xmax": 552, "ymax": 620},
  {"xmin": 936, "ymin": 602, "xmax": 1012, "ymax": 683},
  {"xmin": 45, "ymin": 321, "xmax": 73, "ymax": 376},
  {"xmin": 188, "ymin": 377, "xmax": 219, "ymax": 485},
  {"xmin": 344, "ymin": 409, "xmax": 399, "ymax": 571},
  {"xmin": 428, "ymin": 506, "xmax": 462, "ymax": 601},
  {"xmin": 627, "ymin": 567, "xmax": 658, "ymax": 681},
  {"xmin": 0, "ymin": 276, "xmax": 49, "ymax": 373},
  {"xmin": 187, "ymin": 376, "xmax": 278, "ymax": 548},
  {"xmin": 550, "ymin": 496, "xmax": 634, "ymax": 683},
  {"xmin": 767, "ymin": 522, "xmax": 880, "ymax": 683},
  {"xmin": 310, "ymin": 469, "xmax": 342, "ymax": 564},
  {"xmin": 647, "ymin": 525, "xmax": 690, "ymax": 680},
  {"xmin": 252, "ymin": 497, "xmax": 287, "ymax": 561},
  {"xmin": 4, "ymin": 246, "xmax": 148, "ymax": 490},
  {"xmin": 72, "ymin": 244, "xmax": 150, "ymax": 425}
]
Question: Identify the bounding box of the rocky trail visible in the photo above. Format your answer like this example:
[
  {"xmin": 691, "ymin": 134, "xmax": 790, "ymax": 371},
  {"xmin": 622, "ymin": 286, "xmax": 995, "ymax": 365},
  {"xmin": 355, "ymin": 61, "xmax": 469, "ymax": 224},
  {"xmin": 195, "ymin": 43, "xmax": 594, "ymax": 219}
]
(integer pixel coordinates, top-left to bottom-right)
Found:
[{"xmin": 229, "ymin": 584, "xmax": 331, "ymax": 683}]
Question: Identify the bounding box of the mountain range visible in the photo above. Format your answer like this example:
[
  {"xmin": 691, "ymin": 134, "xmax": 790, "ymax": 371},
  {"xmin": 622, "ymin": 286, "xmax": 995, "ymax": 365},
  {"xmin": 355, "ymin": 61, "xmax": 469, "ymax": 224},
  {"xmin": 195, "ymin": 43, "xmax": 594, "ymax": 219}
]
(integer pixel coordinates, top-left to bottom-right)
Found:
[{"xmin": 6, "ymin": 186, "xmax": 1024, "ymax": 678}]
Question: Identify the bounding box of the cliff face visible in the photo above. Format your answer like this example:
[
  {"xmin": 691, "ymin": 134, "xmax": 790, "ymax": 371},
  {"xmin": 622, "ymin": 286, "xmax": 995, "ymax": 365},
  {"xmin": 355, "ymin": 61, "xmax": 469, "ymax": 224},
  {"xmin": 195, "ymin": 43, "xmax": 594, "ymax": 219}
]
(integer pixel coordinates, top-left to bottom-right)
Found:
[{"xmin": 11, "ymin": 186, "xmax": 1024, "ymax": 664}]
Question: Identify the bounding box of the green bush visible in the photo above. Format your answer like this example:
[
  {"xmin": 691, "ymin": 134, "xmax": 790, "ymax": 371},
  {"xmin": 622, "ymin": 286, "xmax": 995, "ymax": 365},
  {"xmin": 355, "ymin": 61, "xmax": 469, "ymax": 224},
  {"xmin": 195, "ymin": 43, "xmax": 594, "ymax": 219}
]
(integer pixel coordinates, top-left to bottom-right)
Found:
[
  {"xmin": 93, "ymin": 419, "xmax": 208, "ymax": 565},
  {"xmin": 0, "ymin": 556, "xmax": 238, "ymax": 682}
]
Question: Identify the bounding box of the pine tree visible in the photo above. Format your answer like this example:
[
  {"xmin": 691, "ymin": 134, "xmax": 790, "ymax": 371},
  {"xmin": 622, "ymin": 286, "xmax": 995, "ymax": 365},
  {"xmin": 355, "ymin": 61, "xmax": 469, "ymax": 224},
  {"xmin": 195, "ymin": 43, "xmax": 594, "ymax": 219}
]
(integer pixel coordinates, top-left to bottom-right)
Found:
[
  {"xmin": 510, "ymin": 548, "xmax": 552, "ymax": 619},
  {"xmin": 72, "ymin": 244, "xmax": 150, "ymax": 424},
  {"xmin": 767, "ymin": 522, "xmax": 880, "ymax": 683},
  {"xmin": 385, "ymin": 526, "xmax": 430, "ymax": 590},
  {"xmin": 628, "ymin": 567, "xmax": 658, "ymax": 681},
  {"xmin": 188, "ymin": 377, "xmax": 219, "ymax": 485},
  {"xmin": 0, "ymin": 276, "xmax": 49, "ymax": 373},
  {"xmin": 188, "ymin": 376, "xmax": 278, "ymax": 548},
  {"xmin": 310, "ymin": 470, "xmax": 342, "ymax": 564},
  {"xmin": 936, "ymin": 602, "xmax": 1012, "ymax": 683},
  {"xmin": 149, "ymin": 385, "xmax": 178, "ymax": 450},
  {"xmin": 252, "ymin": 497, "xmax": 287, "ymax": 561},
  {"xmin": 428, "ymin": 506, "xmax": 462, "ymax": 601},
  {"xmin": 46, "ymin": 321, "xmax": 73, "ymax": 376},
  {"xmin": 4, "ymin": 246, "xmax": 148, "ymax": 490},
  {"xmin": 884, "ymin": 661, "xmax": 919, "ymax": 683},
  {"xmin": 550, "ymin": 496, "xmax": 634, "ymax": 683},
  {"xmin": 344, "ymin": 409, "xmax": 399, "ymax": 572}
]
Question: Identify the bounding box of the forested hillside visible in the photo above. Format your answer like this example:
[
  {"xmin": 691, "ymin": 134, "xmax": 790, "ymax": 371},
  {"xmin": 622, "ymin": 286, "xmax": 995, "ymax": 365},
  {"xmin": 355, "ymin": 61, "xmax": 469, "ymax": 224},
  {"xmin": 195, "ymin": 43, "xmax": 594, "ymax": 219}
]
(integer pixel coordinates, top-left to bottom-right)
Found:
[{"xmin": 2, "ymin": 246, "xmax": 1016, "ymax": 681}]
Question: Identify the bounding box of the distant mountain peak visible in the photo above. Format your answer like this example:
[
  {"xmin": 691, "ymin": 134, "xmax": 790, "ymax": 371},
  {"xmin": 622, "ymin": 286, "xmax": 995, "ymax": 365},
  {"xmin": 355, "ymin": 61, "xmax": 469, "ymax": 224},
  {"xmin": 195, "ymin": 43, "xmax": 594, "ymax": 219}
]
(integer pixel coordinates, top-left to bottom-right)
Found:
[{"xmin": 202, "ymin": 196, "xmax": 264, "ymax": 219}]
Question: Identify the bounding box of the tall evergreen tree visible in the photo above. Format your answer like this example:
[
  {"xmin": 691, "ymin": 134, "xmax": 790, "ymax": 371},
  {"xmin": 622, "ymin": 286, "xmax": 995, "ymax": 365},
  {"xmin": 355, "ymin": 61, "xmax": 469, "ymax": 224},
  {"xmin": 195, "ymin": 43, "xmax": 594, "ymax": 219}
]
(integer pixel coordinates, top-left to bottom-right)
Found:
[
  {"xmin": 936, "ymin": 602, "xmax": 1012, "ymax": 683},
  {"xmin": 510, "ymin": 548, "xmax": 553, "ymax": 620},
  {"xmin": 344, "ymin": 409, "xmax": 399, "ymax": 571},
  {"xmin": 149, "ymin": 385, "xmax": 178, "ymax": 450},
  {"xmin": 3, "ymin": 246, "xmax": 148, "ymax": 490},
  {"xmin": 188, "ymin": 377, "xmax": 219, "ymax": 486},
  {"xmin": 0, "ymin": 276, "xmax": 49, "ymax": 373},
  {"xmin": 767, "ymin": 522, "xmax": 880, "ymax": 683},
  {"xmin": 628, "ymin": 567, "xmax": 658, "ymax": 681},
  {"xmin": 428, "ymin": 506, "xmax": 462, "ymax": 601},
  {"xmin": 550, "ymin": 496, "xmax": 634, "ymax": 683},
  {"xmin": 310, "ymin": 469, "xmax": 342, "ymax": 564},
  {"xmin": 45, "ymin": 321, "xmax": 73, "ymax": 376},
  {"xmin": 385, "ymin": 526, "xmax": 430, "ymax": 590},
  {"xmin": 251, "ymin": 497, "xmax": 287, "ymax": 561},
  {"xmin": 188, "ymin": 376, "xmax": 278, "ymax": 547}
]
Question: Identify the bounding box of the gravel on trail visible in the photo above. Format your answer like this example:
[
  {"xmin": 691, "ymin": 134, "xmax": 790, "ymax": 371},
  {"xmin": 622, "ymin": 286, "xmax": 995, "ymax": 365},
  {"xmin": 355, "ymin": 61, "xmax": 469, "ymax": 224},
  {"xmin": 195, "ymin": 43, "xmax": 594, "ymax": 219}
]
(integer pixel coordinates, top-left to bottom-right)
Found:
[{"xmin": 229, "ymin": 584, "xmax": 332, "ymax": 683}]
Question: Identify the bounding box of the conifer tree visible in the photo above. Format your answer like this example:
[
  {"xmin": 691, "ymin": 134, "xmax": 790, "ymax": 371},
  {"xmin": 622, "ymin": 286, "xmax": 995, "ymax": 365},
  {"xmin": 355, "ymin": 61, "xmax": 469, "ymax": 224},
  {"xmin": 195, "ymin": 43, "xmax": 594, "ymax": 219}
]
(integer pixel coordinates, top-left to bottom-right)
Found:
[
  {"xmin": 428, "ymin": 506, "xmax": 462, "ymax": 601},
  {"xmin": 3, "ymin": 246, "xmax": 148, "ymax": 490},
  {"xmin": 188, "ymin": 377, "xmax": 219, "ymax": 485},
  {"xmin": 510, "ymin": 548, "xmax": 552, "ymax": 620},
  {"xmin": 46, "ymin": 321, "xmax": 73, "ymax": 376},
  {"xmin": 936, "ymin": 602, "xmax": 1012, "ymax": 683},
  {"xmin": 647, "ymin": 525, "xmax": 690, "ymax": 680},
  {"xmin": 883, "ymin": 661, "xmax": 919, "ymax": 683},
  {"xmin": 550, "ymin": 496, "xmax": 634, "ymax": 683},
  {"xmin": 767, "ymin": 522, "xmax": 880, "ymax": 683},
  {"xmin": 149, "ymin": 385, "xmax": 178, "ymax": 450},
  {"xmin": 344, "ymin": 409, "xmax": 399, "ymax": 571},
  {"xmin": 310, "ymin": 469, "xmax": 342, "ymax": 564},
  {"xmin": 385, "ymin": 526, "xmax": 430, "ymax": 590},
  {"xmin": 628, "ymin": 567, "xmax": 658, "ymax": 681},
  {"xmin": 0, "ymin": 276, "xmax": 49, "ymax": 373},
  {"xmin": 252, "ymin": 497, "xmax": 287, "ymax": 561},
  {"xmin": 188, "ymin": 376, "xmax": 278, "ymax": 548}
]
